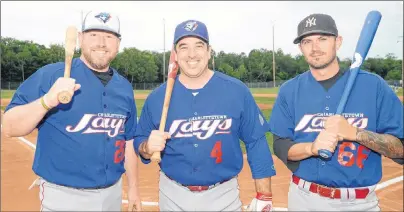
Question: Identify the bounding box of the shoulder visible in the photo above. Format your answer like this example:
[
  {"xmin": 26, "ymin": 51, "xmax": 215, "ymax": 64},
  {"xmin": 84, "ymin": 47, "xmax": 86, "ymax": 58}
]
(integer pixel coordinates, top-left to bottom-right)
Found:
[
  {"xmin": 144, "ymin": 81, "xmax": 167, "ymax": 102},
  {"xmin": 357, "ymin": 70, "xmax": 385, "ymax": 83},
  {"xmin": 111, "ymin": 68, "xmax": 134, "ymax": 92},
  {"xmin": 213, "ymin": 71, "xmax": 251, "ymax": 95},
  {"xmin": 278, "ymin": 71, "xmax": 310, "ymax": 95},
  {"xmin": 356, "ymin": 70, "xmax": 392, "ymax": 92},
  {"xmin": 34, "ymin": 60, "xmax": 68, "ymax": 79},
  {"xmin": 36, "ymin": 58, "xmax": 90, "ymax": 80}
]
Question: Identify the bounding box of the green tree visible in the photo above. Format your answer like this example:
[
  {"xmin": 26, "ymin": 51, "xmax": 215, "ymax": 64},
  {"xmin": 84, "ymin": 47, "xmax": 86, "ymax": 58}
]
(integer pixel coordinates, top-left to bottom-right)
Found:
[{"xmin": 385, "ymin": 70, "xmax": 402, "ymax": 80}]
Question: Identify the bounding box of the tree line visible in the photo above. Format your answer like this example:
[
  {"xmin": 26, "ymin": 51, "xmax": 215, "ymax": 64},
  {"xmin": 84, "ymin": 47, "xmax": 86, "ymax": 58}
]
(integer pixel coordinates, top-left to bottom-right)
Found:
[{"xmin": 1, "ymin": 37, "xmax": 402, "ymax": 83}]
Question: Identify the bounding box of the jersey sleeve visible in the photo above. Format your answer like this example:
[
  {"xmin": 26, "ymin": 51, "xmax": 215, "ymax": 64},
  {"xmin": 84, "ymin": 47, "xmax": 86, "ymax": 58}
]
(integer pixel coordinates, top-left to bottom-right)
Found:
[
  {"xmin": 268, "ymin": 86, "xmax": 295, "ymax": 139},
  {"xmin": 124, "ymin": 90, "xmax": 138, "ymax": 141},
  {"xmin": 240, "ymin": 90, "xmax": 276, "ymax": 179},
  {"xmin": 133, "ymin": 97, "xmax": 155, "ymax": 164},
  {"xmin": 375, "ymin": 79, "xmax": 403, "ymax": 138},
  {"xmin": 5, "ymin": 66, "xmax": 54, "ymax": 113}
]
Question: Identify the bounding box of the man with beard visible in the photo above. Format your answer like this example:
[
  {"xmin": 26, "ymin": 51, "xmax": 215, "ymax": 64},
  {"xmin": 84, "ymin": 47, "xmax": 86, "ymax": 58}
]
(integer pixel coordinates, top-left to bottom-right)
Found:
[
  {"xmin": 268, "ymin": 13, "xmax": 403, "ymax": 211},
  {"xmin": 2, "ymin": 11, "xmax": 142, "ymax": 211}
]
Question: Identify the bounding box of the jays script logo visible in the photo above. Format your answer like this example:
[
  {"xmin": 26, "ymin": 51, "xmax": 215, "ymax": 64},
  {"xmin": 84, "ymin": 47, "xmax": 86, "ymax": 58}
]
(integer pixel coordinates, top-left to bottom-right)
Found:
[
  {"xmin": 66, "ymin": 113, "xmax": 126, "ymax": 137},
  {"xmin": 184, "ymin": 21, "xmax": 198, "ymax": 31},
  {"xmin": 169, "ymin": 115, "xmax": 232, "ymax": 140},
  {"xmin": 95, "ymin": 12, "xmax": 111, "ymax": 23},
  {"xmin": 295, "ymin": 113, "xmax": 368, "ymax": 132}
]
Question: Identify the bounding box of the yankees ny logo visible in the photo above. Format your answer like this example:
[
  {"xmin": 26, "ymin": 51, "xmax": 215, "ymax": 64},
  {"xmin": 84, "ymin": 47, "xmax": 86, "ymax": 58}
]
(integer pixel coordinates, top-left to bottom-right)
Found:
[{"xmin": 306, "ymin": 17, "xmax": 316, "ymax": 27}]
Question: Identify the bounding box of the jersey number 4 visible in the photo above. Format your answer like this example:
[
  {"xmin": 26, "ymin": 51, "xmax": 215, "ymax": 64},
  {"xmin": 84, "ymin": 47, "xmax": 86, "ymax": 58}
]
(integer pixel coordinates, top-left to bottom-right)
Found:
[
  {"xmin": 337, "ymin": 142, "xmax": 370, "ymax": 168},
  {"xmin": 210, "ymin": 141, "xmax": 222, "ymax": 164},
  {"xmin": 114, "ymin": 140, "xmax": 125, "ymax": 164}
]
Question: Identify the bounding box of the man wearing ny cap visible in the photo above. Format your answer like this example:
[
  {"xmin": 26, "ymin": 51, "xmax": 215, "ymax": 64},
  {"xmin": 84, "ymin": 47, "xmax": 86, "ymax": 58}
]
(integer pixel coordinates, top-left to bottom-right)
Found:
[
  {"xmin": 133, "ymin": 19, "xmax": 276, "ymax": 211},
  {"xmin": 268, "ymin": 13, "xmax": 403, "ymax": 211},
  {"xmin": 2, "ymin": 11, "xmax": 142, "ymax": 211}
]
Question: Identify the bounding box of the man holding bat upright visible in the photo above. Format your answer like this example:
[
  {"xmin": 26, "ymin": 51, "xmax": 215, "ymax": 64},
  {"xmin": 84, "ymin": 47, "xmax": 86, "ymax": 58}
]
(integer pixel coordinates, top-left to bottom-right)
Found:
[
  {"xmin": 134, "ymin": 19, "xmax": 276, "ymax": 211},
  {"xmin": 269, "ymin": 13, "xmax": 403, "ymax": 211},
  {"xmin": 2, "ymin": 11, "xmax": 141, "ymax": 211}
]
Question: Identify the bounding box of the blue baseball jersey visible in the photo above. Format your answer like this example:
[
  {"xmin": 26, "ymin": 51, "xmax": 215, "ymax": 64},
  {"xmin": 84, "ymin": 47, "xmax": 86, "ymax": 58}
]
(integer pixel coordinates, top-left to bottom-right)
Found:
[
  {"xmin": 269, "ymin": 70, "xmax": 403, "ymax": 188},
  {"xmin": 5, "ymin": 58, "xmax": 137, "ymax": 188},
  {"xmin": 134, "ymin": 71, "xmax": 276, "ymax": 186}
]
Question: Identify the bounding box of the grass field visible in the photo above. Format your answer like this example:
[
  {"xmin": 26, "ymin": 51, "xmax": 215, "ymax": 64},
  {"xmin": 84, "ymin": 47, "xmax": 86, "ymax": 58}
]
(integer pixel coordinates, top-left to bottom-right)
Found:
[
  {"xmin": 1, "ymin": 90, "xmax": 15, "ymax": 99},
  {"xmin": 133, "ymin": 87, "xmax": 281, "ymax": 95},
  {"xmin": 249, "ymin": 87, "xmax": 280, "ymax": 94},
  {"xmin": 2, "ymin": 85, "xmax": 401, "ymax": 153},
  {"xmin": 1, "ymin": 88, "xmax": 280, "ymax": 98},
  {"xmin": 1, "ymin": 89, "xmax": 278, "ymax": 118},
  {"xmin": 397, "ymin": 87, "xmax": 403, "ymax": 96},
  {"xmin": 1, "ymin": 88, "xmax": 276, "ymax": 152}
]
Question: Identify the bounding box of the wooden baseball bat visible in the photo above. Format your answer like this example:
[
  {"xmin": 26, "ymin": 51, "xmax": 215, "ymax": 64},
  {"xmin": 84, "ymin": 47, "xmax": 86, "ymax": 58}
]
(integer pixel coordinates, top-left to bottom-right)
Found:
[
  {"xmin": 57, "ymin": 26, "xmax": 78, "ymax": 104},
  {"xmin": 151, "ymin": 46, "xmax": 179, "ymax": 163}
]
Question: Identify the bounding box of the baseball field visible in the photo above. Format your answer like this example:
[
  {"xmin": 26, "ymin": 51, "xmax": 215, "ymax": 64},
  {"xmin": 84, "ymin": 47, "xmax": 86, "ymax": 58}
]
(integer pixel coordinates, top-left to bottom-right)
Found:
[{"xmin": 1, "ymin": 87, "xmax": 403, "ymax": 211}]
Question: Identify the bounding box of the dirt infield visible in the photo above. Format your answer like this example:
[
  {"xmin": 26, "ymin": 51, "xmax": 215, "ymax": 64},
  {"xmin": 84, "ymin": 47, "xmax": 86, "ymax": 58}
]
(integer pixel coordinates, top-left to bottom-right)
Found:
[{"xmin": 1, "ymin": 125, "xmax": 403, "ymax": 211}]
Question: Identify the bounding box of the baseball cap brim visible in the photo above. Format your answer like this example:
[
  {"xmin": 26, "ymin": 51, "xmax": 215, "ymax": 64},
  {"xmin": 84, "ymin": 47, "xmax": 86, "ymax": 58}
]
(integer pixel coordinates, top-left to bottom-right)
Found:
[
  {"xmin": 83, "ymin": 26, "xmax": 121, "ymax": 38},
  {"xmin": 174, "ymin": 32, "xmax": 208, "ymax": 44},
  {"xmin": 293, "ymin": 30, "xmax": 337, "ymax": 44}
]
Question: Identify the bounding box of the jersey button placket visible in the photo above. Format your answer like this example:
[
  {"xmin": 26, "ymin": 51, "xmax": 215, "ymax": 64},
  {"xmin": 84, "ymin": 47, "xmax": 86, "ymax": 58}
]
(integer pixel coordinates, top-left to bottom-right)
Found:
[
  {"xmin": 325, "ymin": 95, "xmax": 330, "ymax": 111},
  {"xmin": 191, "ymin": 95, "xmax": 200, "ymax": 174}
]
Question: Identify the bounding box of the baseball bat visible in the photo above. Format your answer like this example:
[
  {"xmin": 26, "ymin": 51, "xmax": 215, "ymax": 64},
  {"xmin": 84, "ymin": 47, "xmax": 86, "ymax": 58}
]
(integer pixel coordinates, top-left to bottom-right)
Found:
[
  {"xmin": 151, "ymin": 46, "xmax": 179, "ymax": 163},
  {"xmin": 318, "ymin": 11, "xmax": 382, "ymax": 159},
  {"xmin": 57, "ymin": 26, "xmax": 78, "ymax": 104}
]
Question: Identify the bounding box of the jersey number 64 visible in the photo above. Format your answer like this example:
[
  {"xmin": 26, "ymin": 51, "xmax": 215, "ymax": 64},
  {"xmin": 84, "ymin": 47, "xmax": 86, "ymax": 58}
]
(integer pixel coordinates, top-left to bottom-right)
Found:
[{"xmin": 338, "ymin": 142, "xmax": 370, "ymax": 169}]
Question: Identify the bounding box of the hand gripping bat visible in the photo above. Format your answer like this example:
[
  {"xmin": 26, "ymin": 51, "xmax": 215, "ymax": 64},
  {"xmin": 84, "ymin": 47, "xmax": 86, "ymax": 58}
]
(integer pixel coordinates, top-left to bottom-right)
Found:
[
  {"xmin": 57, "ymin": 26, "xmax": 78, "ymax": 104},
  {"xmin": 151, "ymin": 46, "xmax": 179, "ymax": 163}
]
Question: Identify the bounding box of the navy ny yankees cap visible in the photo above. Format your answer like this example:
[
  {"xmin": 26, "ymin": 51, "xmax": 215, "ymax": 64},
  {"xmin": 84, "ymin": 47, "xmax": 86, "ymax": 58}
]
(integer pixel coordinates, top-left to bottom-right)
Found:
[{"xmin": 293, "ymin": 13, "xmax": 338, "ymax": 44}]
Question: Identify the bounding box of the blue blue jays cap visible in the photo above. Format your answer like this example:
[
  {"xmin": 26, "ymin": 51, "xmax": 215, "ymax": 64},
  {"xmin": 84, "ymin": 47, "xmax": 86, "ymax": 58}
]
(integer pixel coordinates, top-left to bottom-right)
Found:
[{"xmin": 173, "ymin": 20, "xmax": 209, "ymax": 44}]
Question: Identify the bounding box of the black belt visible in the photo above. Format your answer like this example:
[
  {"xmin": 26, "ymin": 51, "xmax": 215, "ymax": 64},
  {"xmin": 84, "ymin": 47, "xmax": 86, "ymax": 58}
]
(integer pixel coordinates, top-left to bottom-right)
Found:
[{"xmin": 166, "ymin": 175, "xmax": 232, "ymax": 192}]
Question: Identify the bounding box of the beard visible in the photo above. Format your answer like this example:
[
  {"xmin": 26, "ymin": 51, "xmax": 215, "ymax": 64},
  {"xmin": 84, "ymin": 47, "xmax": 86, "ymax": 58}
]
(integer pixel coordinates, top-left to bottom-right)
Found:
[
  {"xmin": 307, "ymin": 52, "xmax": 337, "ymax": 70},
  {"xmin": 83, "ymin": 50, "xmax": 114, "ymax": 71}
]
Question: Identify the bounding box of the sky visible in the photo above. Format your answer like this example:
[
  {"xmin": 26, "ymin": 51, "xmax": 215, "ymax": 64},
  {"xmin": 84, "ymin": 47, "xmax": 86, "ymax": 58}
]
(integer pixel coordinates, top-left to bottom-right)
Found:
[{"xmin": 1, "ymin": 1, "xmax": 403, "ymax": 60}]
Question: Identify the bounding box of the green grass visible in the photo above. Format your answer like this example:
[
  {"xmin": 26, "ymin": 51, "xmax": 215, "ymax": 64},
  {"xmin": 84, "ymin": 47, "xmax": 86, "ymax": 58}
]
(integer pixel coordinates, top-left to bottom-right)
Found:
[
  {"xmin": 135, "ymin": 99, "xmax": 145, "ymax": 115},
  {"xmin": 1, "ymin": 90, "xmax": 16, "ymax": 99},
  {"xmin": 134, "ymin": 90, "xmax": 152, "ymax": 95},
  {"xmin": 397, "ymin": 87, "xmax": 403, "ymax": 96},
  {"xmin": 250, "ymin": 87, "xmax": 280, "ymax": 94},
  {"xmin": 254, "ymin": 97, "xmax": 277, "ymax": 105}
]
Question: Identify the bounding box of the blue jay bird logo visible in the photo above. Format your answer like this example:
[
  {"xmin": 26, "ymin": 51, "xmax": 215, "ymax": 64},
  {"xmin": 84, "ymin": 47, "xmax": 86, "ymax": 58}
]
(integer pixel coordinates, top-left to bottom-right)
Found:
[
  {"xmin": 184, "ymin": 21, "xmax": 198, "ymax": 31},
  {"xmin": 95, "ymin": 12, "xmax": 111, "ymax": 23}
]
